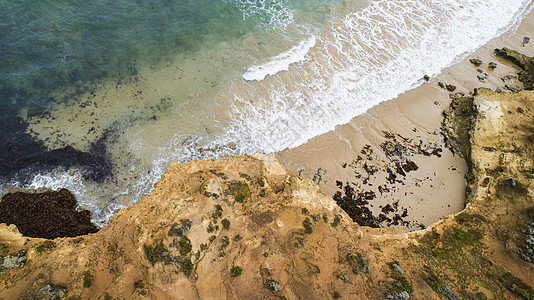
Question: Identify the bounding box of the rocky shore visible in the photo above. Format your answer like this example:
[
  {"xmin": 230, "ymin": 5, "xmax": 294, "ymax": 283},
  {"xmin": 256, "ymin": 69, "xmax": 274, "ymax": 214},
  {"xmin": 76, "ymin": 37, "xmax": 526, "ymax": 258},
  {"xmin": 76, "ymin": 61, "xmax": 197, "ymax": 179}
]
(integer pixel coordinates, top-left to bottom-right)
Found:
[{"xmin": 2, "ymin": 46, "xmax": 534, "ymax": 297}]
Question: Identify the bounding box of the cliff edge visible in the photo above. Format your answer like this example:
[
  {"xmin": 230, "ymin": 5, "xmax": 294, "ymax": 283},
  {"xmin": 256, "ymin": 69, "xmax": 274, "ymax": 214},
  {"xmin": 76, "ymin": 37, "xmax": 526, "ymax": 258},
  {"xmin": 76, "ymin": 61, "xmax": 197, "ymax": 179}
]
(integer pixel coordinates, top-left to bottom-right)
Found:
[{"xmin": 2, "ymin": 61, "xmax": 534, "ymax": 299}]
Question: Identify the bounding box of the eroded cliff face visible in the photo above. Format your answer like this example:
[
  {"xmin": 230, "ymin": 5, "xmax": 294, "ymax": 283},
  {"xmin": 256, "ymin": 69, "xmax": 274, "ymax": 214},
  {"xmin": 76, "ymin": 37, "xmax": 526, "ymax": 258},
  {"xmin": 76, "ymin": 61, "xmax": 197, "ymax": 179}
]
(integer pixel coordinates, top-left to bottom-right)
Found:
[{"xmin": 2, "ymin": 70, "xmax": 534, "ymax": 300}]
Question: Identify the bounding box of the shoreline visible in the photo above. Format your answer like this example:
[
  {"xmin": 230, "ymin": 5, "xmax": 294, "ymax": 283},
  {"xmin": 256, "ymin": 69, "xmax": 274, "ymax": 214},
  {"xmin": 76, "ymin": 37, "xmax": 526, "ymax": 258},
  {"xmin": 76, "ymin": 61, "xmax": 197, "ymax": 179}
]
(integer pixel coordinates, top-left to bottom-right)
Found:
[{"xmin": 276, "ymin": 4, "xmax": 534, "ymax": 229}]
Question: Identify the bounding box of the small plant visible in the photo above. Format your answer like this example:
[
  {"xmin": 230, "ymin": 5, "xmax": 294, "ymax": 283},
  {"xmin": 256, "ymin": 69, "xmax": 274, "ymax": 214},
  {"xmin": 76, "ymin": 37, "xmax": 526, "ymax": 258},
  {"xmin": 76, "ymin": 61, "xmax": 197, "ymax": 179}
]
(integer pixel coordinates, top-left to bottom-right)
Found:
[
  {"xmin": 82, "ymin": 271, "xmax": 93, "ymax": 288},
  {"xmin": 230, "ymin": 266, "xmax": 243, "ymax": 277},
  {"xmin": 222, "ymin": 218, "xmax": 230, "ymax": 229},
  {"xmin": 332, "ymin": 215, "xmax": 342, "ymax": 227},
  {"xmin": 301, "ymin": 208, "xmax": 309, "ymax": 215},
  {"xmin": 178, "ymin": 237, "xmax": 192, "ymax": 256},
  {"xmin": 36, "ymin": 240, "xmax": 56, "ymax": 253},
  {"xmin": 182, "ymin": 258, "xmax": 194, "ymax": 277},
  {"xmin": 227, "ymin": 182, "xmax": 251, "ymax": 203},
  {"xmin": 143, "ymin": 242, "xmax": 168, "ymax": 265},
  {"xmin": 303, "ymin": 217, "xmax": 313, "ymax": 234}
]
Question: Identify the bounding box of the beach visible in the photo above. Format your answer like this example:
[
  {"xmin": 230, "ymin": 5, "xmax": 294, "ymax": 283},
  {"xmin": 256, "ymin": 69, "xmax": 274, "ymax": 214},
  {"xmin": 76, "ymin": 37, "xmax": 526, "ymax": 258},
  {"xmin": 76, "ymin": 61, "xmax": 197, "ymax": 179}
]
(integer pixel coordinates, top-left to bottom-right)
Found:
[{"xmin": 276, "ymin": 4, "xmax": 534, "ymax": 229}]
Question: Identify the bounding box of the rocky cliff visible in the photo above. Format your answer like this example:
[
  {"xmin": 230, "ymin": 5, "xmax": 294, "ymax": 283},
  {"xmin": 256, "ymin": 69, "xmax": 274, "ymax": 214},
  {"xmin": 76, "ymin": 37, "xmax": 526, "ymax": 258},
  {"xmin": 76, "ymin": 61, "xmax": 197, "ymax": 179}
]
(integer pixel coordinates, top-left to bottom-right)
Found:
[{"xmin": 2, "ymin": 59, "xmax": 534, "ymax": 299}]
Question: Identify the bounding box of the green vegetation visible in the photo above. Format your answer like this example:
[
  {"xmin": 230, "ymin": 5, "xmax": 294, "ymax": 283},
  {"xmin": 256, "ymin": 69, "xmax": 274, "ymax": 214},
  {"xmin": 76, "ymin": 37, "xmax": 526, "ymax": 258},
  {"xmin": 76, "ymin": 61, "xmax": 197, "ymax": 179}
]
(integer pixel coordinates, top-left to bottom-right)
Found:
[
  {"xmin": 143, "ymin": 242, "xmax": 168, "ymax": 266},
  {"xmin": 182, "ymin": 258, "xmax": 194, "ymax": 277},
  {"xmin": 230, "ymin": 266, "xmax": 243, "ymax": 277},
  {"xmin": 178, "ymin": 237, "xmax": 192, "ymax": 256},
  {"xmin": 222, "ymin": 218, "xmax": 230, "ymax": 229},
  {"xmin": 332, "ymin": 215, "xmax": 342, "ymax": 227},
  {"xmin": 227, "ymin": 182, "xmax": 251, "ymax": 203},
  {"xmin": 302, "ymin": 217, "xmax": 313, "ymax": 234},
  {"xmin": 422, "ymin": 268, "xmax": 458, "ymax": 299},
  {"xmin": 301, "ymin": 208, "xmax": 309, "ymax": 215},
  {"xmin": 82, "ymin": 271, "xmax": 93, "ymax": 288},
  {"xmin": 36, "ymin": 240, "xmax": 56, "ymax": 253},
  {"xmin": 500, "ymin": 273, "xmax": 534, "ymax": 299}
]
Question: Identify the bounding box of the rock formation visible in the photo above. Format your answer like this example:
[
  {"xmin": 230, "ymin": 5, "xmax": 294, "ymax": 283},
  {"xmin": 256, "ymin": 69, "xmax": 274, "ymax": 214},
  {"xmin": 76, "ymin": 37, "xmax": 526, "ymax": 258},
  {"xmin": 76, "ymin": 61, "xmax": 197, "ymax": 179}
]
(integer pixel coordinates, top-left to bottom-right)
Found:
[{"xmin": 2, "ymin": 54, "xmax": 534, "ymax": 299}]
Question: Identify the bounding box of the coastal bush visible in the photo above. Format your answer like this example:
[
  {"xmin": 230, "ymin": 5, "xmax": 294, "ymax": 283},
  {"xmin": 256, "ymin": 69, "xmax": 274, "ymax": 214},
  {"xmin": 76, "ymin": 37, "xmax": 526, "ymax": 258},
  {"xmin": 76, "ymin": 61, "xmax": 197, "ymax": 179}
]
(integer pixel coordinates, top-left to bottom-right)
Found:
[
  {"xmin": 182, "ymin": 258, "xmax": 194, "ymax": 277},
  {"xmin": 82, "ymin": 271, "xmax": 93, "ymax": 288},
  {"xmin": 143, "ymin": 242, "xmax": 168, "ymax": 266},
  {"xmin": 230, "ymin": 266, "xmax": 243, "ymax": 277},
  {"xmin": 222, "ymin": 218, "xmax": 230, "ymax": 229},
  {"xmin": 227, "ymin": 182, "xmax": 251, "ymax": 203},
  {"xmin": 178, "ymin": 237, "xmax": 192, "ymax": 256},
  {"xmin": 302, "ymin": 217, "xmax": 313, "ymax": 234}
]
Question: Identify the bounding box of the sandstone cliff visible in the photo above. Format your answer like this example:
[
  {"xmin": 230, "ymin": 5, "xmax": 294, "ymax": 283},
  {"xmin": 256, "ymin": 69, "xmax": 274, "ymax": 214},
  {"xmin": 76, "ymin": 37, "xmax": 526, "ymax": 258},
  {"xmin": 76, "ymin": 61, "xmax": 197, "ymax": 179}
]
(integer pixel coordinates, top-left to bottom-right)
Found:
[{"xmin": 2, "ymin": 62, "xmax": 534, "ymax": 299}]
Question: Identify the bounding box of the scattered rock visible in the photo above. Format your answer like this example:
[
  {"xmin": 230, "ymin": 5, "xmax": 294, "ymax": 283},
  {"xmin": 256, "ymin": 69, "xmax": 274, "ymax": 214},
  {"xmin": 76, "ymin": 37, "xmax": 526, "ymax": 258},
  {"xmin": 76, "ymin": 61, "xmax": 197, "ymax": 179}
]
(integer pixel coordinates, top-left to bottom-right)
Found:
[
  {"xmin": 469, "ymin": 58, "xmax": 483, "ymax": 66},
  {"xmin": 505, "ymin": 84, "xmax": 520, "ymax": 93},
  {"xmin": 387, "ymin": 291, "xmax": 410, "ymax": 300},
  {"xmin": 523, "ymin": 36, "xmax": 530, "ymax": 47},
  {"xmin": 446, "ymin": 84, "xmax": 456, "ymax": 92},
  {"xmin": 267, "ymin": 279, "xmax": 282, "ymax": 293},
  {"xmin": 35, "ymin": 284, "xmax": 66, "ymax": 300},
  {"xmin": 1, "ymin": 250, "xmax": 26, "ymax": 270},
  {"xmin": 495, "ymin": 48, "xmax": 534, "ymax": 90},
  {"xmin": 390, "ymin": 262, "xmax": 404, "ymax": 275},
  {"xmin": 423, "ymin": 75, "xmax": 430, "ymax": 81},
  {"xmin": 449, "ymin": 92, "xmax": 465, "ymax": 99},
  {"xmin": 488, "ymin": 62, "xmax": 497, "ymax": 69}
]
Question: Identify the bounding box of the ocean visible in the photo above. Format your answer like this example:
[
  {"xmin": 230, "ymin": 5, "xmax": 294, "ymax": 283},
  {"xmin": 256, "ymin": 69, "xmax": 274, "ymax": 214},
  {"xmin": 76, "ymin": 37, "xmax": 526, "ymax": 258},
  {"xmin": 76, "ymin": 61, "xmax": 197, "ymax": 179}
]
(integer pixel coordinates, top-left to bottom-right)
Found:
[{"xmin": 0, "ymin": 0, "xmax": 531, "ymax": 225}]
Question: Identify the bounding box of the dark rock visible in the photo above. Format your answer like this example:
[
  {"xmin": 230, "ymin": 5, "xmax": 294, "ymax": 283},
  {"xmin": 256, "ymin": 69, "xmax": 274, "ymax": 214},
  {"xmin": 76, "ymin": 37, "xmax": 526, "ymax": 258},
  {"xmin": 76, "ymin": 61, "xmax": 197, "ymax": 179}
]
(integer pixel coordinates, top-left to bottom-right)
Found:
[
  {"xmin": 0, "ymin": 189, "xmax": 98, "ymax": 239},
  {"xmin": 446, "ymin": 84, "xmax": 456, "ymax": 92},
  {"xmin": 505, "ymin": 85, "xmax": 520, "ymax": 93},
  {"xmin": 523, "ymin": 36, "xmax": 530, "ymax": 47},
  {"xmin": 477, "ymin": 75, "xmax": 486, "ymax": 82},
  {"xmin": 423, "ymin": 75, "xmax": 430, "ymax": 81},
  {"xmin": 469, "ymin": 58, "xmax": 483, "ymax": 66},
  {"xmin": 488, "ymin": 62, "xmax": 497, "ymax": 69},
  {"xmin": 501, "ymin": 74, "xmax": 517, "ymax": 82},
  {"xmin": 449, "ymin": 92, "xmax": 465, "ymax": 99},
  {"xmin": 438, "ymin": 82, "xmax": 445, "ymax": 89},
  {"xmin": 495, "ymin": 47, "xmax": 534, "ymax": 90}
]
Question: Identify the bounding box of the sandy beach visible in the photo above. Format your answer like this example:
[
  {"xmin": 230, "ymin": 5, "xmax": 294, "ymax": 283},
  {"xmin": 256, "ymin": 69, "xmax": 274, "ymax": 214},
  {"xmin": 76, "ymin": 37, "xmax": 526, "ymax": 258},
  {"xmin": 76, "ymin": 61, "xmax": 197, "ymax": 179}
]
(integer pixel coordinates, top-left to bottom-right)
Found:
[{"xmin": 276, "ymin": 4, "xmax": 534, "ymax": 229}]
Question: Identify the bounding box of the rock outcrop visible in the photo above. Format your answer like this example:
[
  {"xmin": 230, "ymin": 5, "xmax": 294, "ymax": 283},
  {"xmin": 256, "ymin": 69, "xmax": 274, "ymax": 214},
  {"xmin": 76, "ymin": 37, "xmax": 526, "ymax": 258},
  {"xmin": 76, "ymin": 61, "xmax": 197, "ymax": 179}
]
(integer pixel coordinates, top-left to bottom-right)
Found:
[{"xmin": 2, "ymin": 59, "xmax": 534, "ymax": 299}]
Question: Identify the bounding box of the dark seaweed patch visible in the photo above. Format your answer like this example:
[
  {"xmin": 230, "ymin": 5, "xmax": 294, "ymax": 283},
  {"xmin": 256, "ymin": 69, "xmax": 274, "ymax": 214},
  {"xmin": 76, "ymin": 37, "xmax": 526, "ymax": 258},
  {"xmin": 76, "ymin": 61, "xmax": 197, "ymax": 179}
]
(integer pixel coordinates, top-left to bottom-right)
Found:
[
  {"xmin": 0, "ymin": 188, "xmax": 98, "ymax": 239},
  {"xmin": 0, "ymin": 115, "xmax": 113, "ymax": 183}
]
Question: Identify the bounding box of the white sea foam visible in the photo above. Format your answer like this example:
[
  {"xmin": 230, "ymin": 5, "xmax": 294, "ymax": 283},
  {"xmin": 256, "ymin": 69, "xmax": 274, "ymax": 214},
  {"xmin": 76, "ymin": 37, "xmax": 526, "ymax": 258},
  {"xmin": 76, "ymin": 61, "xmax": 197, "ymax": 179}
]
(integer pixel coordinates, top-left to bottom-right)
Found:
[
  {"xmin": 243, "ymin": 36, "xmax": 316, "ymax": 81},
  {"xmin": 224, "ymin": 0, "xmax": 294, "ymax": 28},
  {"xmin": 221, "ymin": 0, "xmax": 532, "ymax": 154},
  {"xmin": 6, "ymin": 0, "xmax": 532, "ymax": 227}
]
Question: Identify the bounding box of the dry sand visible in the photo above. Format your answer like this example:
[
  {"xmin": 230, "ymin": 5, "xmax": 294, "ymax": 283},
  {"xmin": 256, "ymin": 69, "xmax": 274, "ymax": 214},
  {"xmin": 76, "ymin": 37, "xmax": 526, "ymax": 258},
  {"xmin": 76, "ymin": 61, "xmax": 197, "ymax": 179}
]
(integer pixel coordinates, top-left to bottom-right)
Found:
[{"xmin": 276, "ymin": 6, "xmax": 534, "ymax": 230}]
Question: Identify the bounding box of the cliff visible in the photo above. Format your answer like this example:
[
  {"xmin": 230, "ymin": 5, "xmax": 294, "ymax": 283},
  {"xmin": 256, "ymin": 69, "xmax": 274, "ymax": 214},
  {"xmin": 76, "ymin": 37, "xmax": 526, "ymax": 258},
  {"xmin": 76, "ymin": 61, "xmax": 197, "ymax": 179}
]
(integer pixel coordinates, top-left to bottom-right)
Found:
[{"xmin": 2, "ymin": 59, "xmax": 534, "ymax": 299}]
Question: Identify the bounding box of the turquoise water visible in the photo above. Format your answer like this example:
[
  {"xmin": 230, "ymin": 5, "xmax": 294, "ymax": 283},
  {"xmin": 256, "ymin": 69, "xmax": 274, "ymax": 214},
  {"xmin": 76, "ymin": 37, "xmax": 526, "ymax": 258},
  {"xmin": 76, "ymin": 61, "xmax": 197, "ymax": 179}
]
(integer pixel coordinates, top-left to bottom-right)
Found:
[
  {"xmin": 0, "ymin": 0, "xmax": 274, "ymax": 113},
  {"xmin": 0, "ymin": 0, "xmax": 531, "ymax": 225}
]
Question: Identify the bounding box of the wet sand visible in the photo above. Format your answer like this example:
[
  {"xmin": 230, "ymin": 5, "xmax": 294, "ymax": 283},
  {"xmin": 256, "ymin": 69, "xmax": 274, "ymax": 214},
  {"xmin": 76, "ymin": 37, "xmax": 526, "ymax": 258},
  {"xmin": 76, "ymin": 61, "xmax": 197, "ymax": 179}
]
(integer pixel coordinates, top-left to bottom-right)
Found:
[{"xmin": 276, "ymin": 6, "xmax": 534, "ymax": 230}]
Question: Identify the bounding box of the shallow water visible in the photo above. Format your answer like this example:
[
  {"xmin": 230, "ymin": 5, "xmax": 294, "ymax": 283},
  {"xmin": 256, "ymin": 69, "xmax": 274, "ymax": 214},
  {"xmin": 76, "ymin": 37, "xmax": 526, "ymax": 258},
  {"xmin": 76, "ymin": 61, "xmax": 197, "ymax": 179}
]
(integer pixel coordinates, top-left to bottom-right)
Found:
[{"xmin": 0, "ymin": 0, "xmax": 531, "ymax": 225}]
